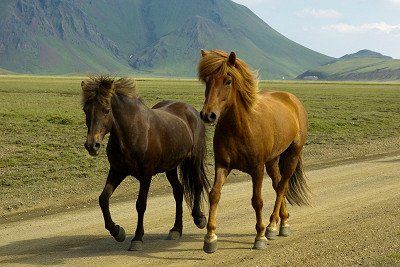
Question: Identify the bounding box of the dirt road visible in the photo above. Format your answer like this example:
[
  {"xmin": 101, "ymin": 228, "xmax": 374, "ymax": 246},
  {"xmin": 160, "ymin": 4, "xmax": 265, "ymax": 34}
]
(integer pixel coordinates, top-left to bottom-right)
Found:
[{"xmin": 1, "ymin": 155, "xmax": 399, "ymax": 266}]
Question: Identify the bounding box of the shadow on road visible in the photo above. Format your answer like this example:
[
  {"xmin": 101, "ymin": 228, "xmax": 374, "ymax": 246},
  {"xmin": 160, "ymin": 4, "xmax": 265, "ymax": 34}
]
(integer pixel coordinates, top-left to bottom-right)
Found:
[{"xmin": 0, "ymin": 233, "xmax": 254, "ymax": 265}]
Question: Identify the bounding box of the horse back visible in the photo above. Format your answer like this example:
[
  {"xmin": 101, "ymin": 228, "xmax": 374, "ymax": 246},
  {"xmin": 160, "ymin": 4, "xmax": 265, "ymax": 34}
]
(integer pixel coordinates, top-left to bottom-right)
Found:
[
  {"xmin": 258, "ymin": 90, "xmax": 308, "ymax": 149},
  {"xmin": 152, "ymin": 100, "xmax": 204, "ymax": 139},
  {"xmin": 259, "ymin": 90, "xmax": 307, "ymax": 130}
]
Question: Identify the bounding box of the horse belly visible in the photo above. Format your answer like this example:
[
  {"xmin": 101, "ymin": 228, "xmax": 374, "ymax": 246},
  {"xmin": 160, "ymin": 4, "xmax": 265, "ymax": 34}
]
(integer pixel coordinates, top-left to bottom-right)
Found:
[{"xmin": 152, "ymin": 125, "xmax": 193, "ymax": 173}]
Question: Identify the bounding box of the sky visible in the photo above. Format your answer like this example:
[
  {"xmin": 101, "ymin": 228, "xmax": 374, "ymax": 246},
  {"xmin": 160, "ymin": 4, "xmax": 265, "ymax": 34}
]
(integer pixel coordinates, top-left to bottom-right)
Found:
[{"xmin": 232, "ymin": 0, "xmax": 400, "ymax": 59}]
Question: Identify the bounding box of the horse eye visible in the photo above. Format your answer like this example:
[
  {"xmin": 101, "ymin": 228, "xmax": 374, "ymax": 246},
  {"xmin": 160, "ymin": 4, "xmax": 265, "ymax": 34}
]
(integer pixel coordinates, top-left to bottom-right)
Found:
[
  {"xmin": 103, "ymin": 109, "xmax": 110, "ymax": 114},
  {"xmin": 225, "ymin": 80, "xmax": 232, "ymax": 86}
]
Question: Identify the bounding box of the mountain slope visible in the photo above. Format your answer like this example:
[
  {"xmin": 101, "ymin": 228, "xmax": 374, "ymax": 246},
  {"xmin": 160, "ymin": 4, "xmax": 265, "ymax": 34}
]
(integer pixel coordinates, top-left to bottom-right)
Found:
[
  {"xmin": 0, "ymin": 67, "xmax": 14, "ymax": 75},
  {"xmin": 340, "ymin": 49, "xmax": 392, "ymax": 60},
  {"xmin": 0, "ymin": 0, "xmax": 333, "ymax": 78},
  {"xmin": 297, "ymin": 50, "xmax": 400, "ymax": 81}
]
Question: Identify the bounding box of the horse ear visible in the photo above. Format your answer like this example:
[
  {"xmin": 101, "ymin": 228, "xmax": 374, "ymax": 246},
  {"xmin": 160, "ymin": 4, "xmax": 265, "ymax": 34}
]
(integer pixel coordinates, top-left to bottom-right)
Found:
[
  {"xmin": 228, "ymin": 52, "xmax": 236, "ymax": 66},
  {"xmin": 110, "ymin": 79, "xmax": 115, "ymax": 91},
  {"xmin": 201, "ymin": 49, "xmax": 207, "ymax": 57}
]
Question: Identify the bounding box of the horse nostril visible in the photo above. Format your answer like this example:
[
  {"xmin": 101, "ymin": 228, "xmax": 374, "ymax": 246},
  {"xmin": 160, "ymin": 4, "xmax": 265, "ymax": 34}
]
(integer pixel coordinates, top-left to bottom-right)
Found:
[
  {"xmin": 94, "ymin": 142, "xmax": 101, "ymax": 150},
  {"xmin": 200, "ymin": 111, "xmax": 205, "ymax": 120},
  {"xmin": 209, "ymin": 112, "xmax": 217, "ymax": 122}
]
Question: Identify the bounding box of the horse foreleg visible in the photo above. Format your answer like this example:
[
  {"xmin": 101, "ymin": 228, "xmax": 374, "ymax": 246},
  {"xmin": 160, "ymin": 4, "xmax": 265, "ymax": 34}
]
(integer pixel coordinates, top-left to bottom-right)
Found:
[
  {"xmin": 166, "ymin": 168, "xmax": 183, "ymax": 240},
  {"xmin": 99, "ymin": 169, "xmax": 126, "ymax": 242},
  {"xmin": 129, "ymin": 178, "xmax": 151, "ymax": 251},
  {"xmin": 251, "ymin": 167, "xmax": 268, "ymax": 250},
  {"xmin": 203, "ymin": 166, "xmax": 228, "ymax": 254}
]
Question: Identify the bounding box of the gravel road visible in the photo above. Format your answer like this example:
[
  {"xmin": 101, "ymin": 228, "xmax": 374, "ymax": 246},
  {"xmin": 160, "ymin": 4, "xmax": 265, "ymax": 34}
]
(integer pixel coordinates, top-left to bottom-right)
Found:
[{"xmin": 1, "ymin": 155, "xmax": 399, "ymax": 266}]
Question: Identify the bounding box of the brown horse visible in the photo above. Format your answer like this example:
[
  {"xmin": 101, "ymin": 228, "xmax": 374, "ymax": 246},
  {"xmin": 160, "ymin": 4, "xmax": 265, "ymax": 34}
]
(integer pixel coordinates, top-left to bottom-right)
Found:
[
  {"xmin": 81, "ymin": 76, "xmax": 210, "ymax": 251},
  {"xmin": 198, "ymin": 50, "xmax": 310, "ymax": 253}
]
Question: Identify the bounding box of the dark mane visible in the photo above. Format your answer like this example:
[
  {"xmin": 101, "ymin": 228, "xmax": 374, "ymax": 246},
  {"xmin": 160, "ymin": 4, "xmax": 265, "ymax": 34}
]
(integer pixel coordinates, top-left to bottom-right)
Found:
[{"xmin": 81, "ymin": 75, "xmax": 138, "ymax": 108}]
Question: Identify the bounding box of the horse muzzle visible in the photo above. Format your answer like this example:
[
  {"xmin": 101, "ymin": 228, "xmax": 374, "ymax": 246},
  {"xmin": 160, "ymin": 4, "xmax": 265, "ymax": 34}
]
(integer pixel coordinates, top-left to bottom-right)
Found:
[
  {"xmin": 200, "ymin": 110, "xmax": 218, "ymax": 123},
  {"xmin": 84, "ymin": 141, "xmax": 101, "ymax": 156}
]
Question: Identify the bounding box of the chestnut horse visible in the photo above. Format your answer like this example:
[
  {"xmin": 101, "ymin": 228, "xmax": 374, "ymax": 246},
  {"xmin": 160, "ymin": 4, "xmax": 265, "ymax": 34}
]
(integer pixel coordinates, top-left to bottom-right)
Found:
[
  {"xmin": 198, "ymin": 50, "xmax": 310, "ymax": 253},
  {"xmin": 81, "ymin": 76, "xmax": 210, "ymax": 251}
]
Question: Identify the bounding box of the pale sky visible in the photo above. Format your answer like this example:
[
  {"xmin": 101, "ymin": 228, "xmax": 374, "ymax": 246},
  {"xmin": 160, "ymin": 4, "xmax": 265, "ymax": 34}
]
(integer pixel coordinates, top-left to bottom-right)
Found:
[{"xmin": 232, "ymin": 0, "xmax": 400, "ymax": 59}]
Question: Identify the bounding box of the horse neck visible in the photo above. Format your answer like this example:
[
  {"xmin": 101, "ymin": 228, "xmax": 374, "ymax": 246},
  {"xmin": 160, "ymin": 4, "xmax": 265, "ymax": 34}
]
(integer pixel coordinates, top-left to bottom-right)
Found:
[
  {"xmin": 218, "ymin": 91, "xmax": 253, "ymax": 137},
  {"xmin": 110, "ymin": 94, "xmax": 149, "ymax": 150}
]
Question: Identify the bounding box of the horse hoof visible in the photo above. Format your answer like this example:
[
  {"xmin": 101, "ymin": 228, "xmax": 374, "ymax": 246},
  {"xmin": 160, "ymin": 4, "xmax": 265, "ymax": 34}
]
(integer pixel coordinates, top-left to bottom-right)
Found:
[
  {"xmin": 203, "ymin": 239, "xmax": 218, "ymax": 254},
  {"xmin": 128, "ymin": 240, "xmax": 143, "ymax": 251},
  {"xmin": 195, "ymin": 216, "xmax": 207, "ymax": 229},
  {"xmin": 113, "ymin": 225, "xmax": 126, "ymax": 242},
  {"xmin": 279, "ymin": 225, "xmax": 290, "ymax": 237},
  {"xmin": 266, "ymin": 227, "xmax": 277, "ymax": 240},
  {"xmin": 166, "ymin": 230, "xmax": 181, "ymax": 240},
  {"xmin": 253, "ymin": 237, "xmax": 267, "ymax": 250}
]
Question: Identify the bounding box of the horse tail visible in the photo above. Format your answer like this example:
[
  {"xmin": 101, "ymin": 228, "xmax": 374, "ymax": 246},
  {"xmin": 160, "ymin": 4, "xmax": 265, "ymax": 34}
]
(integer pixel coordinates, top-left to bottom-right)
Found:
[
  {"xmin": 284, "ymin": 156, "xmax": 311, "ymax": 206},
  {"xmin": 180, "ymin": 123, "xmax": 210, "ymax": 212}
]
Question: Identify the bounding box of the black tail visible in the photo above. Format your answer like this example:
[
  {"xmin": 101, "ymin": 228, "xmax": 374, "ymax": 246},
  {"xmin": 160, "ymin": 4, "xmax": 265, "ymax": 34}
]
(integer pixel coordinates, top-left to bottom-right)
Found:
[
  {"xmin": 281, "ymin": 155, "xmax": 311, "ymax": 206},
  {"xmin": 180, "ymin": 126, "xmax": 210, "ymax": 211}
]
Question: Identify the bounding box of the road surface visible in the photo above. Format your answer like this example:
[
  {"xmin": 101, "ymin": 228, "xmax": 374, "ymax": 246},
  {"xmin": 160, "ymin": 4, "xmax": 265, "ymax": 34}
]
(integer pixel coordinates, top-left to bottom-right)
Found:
[{"xmin": 1, "ymin": 155, "xmax": 400, "ymax": 266}]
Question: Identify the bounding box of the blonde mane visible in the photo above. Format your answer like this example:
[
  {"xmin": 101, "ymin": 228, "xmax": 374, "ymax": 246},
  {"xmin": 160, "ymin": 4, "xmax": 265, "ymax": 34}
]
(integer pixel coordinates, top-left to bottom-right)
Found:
[
  {"xmin": 197, "ymin": 50, "xmax": 259, "ymax": 110},
  {"xmin": 81, "ymin": 75, "xmax": 138, "ymax": 108}
]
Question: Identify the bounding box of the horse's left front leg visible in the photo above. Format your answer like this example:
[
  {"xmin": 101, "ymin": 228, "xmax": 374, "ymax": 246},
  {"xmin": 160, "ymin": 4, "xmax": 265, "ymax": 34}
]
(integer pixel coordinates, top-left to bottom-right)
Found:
[
  {"xmin": 128, "ymin": 177, "xmax": 151, "ymax": 251},
  {"xmin": 251, "ymin": 166, "xmax": 268, "ymax": 249}
]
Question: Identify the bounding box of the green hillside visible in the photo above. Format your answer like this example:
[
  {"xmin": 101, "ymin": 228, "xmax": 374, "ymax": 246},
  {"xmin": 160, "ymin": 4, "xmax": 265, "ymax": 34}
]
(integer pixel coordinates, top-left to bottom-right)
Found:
[
  {"xmin": 298, "ymin": 51, "xmax": 400, "ymax": 81},
  {"xmin": 0, "ymin": 67, "xmax": 14, "ymax": 75},
  {"xmin": 0, "ymin": 0, "xmax": 332, "ymax": 78}
]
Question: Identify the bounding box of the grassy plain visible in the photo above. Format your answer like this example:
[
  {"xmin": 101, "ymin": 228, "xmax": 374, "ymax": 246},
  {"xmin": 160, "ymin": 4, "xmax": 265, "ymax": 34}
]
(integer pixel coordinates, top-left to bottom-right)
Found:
[{"xmin": 1, "ymin": 75, "xmax": 400, "ymax": 216}]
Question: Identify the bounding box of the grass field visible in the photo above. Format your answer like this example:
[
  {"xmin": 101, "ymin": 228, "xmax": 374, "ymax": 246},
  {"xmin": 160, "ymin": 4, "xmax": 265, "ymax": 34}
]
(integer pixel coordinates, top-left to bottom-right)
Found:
[{"xmin": 1, "ymin": 75, "xmax": 400, "ymax": 216}]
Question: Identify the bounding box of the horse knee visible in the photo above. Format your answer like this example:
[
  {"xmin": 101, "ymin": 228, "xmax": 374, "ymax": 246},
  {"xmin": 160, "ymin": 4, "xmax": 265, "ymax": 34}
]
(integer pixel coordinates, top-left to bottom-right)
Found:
[
  {"xmin": 136, "ymin": 200, "xmax": 147, "ymax": 214},
  {"xmin": 251, "ymin": 196, "xmax": 263, "ymax": 210},
  {"xmin": 99, "ymin": 191, "xmax": 110, "ymax": 208}
]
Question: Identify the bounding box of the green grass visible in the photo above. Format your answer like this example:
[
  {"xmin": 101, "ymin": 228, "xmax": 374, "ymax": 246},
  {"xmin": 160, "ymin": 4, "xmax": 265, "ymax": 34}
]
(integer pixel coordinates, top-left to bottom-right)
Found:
[{"xmin": 1, "ymin": 76, "xmax": 400, "ymax": 215}]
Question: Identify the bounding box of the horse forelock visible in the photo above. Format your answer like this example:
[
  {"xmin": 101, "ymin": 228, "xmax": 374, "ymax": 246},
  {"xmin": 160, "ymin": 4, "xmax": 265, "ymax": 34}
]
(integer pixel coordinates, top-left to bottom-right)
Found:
[
  {"xmin": 81, "ymin": 75, "xmax": 138, "ymax": 108},
  {"xmin": 198, "ymin": 50, "xmax": 259, "ymax": 110}
]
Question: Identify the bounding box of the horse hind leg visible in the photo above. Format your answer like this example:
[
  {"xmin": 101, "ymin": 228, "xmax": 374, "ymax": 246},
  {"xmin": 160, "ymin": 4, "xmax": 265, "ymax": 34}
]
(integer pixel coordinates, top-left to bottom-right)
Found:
[
  {"xmin": 180, "ymin": 144, "xmax": 208, "ymax": 230},
  {"xmin": 99, "ymin": 169, "xmax": 126, "ymax": 242},
  {"xmin": 265, "ymin": 158, "xmax": 290, "ymax": 240},
  {"xmin": 266, "ymin": 145, "xmax": 304, "ymax": 240},
  {"xmin": 190, "ymin": 160, "xmax": 207, "ymax": 229},
  {"xmin": 165, "ymin": 168, "xmax": 183, "ymax": 240},
  {"xmin": 129, "ymin": 177, "xmax": 151, "ymax": 251}
]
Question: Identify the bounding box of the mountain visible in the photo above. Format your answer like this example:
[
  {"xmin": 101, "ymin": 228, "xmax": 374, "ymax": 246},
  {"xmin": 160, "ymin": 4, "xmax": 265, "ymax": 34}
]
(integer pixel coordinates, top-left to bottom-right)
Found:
[
  {"xmin": 0, "ymin": 67, "xmax": 14, "ymax": 75},
  {"xmin": 340, "ymin": 49, "xmax": 392, "ymax": 60},
  {"xmin": 0, "ymin": 0, "xmax": 333, "ymax": 78},
  {"xmin": 297, "ymin": 50, "xmax": 400, "ymax": 81}
]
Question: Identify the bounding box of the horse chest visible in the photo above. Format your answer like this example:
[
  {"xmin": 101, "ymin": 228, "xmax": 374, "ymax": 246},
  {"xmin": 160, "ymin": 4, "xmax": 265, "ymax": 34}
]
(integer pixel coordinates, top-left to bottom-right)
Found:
[{"xmin": 215, "ymin": 135, "xmax": 261, "ymax": 172}]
